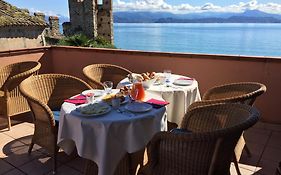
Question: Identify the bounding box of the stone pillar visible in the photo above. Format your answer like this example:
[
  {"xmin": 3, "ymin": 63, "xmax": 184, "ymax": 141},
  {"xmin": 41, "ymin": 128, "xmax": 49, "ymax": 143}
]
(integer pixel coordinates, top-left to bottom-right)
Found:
[
  {"xmin": 97, "ymin": 0, "xmax": 113, "ymax": 43},
  {"xmin": 34, "ymin": 12, "xmax": 45, "ymax": 21},
  {"xmin": 49, "ymin": 16, "xmax": 60, "ymax": 36}
]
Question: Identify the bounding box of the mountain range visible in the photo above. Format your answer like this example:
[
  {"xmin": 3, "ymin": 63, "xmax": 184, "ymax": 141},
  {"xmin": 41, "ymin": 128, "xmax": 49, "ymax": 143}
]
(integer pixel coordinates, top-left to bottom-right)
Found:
[
  {"xmin": 114, "ymin": 10, "xmax": 281, "ymax": 23},
  {"xmin": 54, "ymin": 10, "xmax": 281, "ymax": 23}
]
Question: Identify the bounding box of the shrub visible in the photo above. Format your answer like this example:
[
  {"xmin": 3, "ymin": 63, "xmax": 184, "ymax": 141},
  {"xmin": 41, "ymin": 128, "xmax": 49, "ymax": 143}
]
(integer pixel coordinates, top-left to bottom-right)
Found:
[{"xmin": 58, "ymin": 34, "xmax": 116, "ymax": 49}]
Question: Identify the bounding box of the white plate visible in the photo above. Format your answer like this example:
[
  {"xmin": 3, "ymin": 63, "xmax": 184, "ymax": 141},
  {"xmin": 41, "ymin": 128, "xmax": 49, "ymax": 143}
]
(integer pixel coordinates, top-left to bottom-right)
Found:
[
  {"xmin": 173, "ymin": 79, "xmax": 193, "ymax": 86},
  {"xmin": 72, "ymin": 103, "xmax": 111, "ymax": 117},
  {"xmin": 125, "ymin": 102, "xmax": 152, "ymax": 113},
  {"xmin": 82, "ymin": 90, "xmax": 104, "ymax": 97}
]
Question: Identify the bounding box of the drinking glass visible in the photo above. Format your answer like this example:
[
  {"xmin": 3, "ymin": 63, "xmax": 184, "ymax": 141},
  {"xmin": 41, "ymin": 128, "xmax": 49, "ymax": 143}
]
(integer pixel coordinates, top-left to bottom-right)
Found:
[
  {"xmin": 103, "ymin": 81, "xmax": 113, "ymax": 94},
  {"xmin": 86, "ymin": 93, "xmax": 94, "ymax": 104},
  {"xmin": 163, "ymin": 69, "xmax": 172, "ymax": 83}
]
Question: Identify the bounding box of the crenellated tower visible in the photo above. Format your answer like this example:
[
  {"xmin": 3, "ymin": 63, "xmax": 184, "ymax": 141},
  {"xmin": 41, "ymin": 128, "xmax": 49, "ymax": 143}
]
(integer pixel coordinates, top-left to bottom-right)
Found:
[{"xmin": 63, "ymin": 0, "xmax": 113, "ymax": 43}]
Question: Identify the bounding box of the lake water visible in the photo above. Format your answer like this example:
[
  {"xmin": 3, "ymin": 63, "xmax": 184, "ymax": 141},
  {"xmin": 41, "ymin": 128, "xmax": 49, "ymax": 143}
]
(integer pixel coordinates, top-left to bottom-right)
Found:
[{"xmin": 114, "ymin": 23, "xmax": 281, "ymax": 57}]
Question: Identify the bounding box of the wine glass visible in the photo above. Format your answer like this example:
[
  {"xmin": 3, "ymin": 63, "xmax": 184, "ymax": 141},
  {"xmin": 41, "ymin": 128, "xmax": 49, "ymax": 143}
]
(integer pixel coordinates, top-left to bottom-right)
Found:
[{"xmin": 103, "ymin": 81, "xmax": 113, "ymax": 94}]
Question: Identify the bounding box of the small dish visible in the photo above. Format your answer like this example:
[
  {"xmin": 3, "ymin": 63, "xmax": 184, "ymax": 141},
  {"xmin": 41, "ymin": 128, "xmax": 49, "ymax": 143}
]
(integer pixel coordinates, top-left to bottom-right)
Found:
[
  {"xmin": 82, "ymin": 90, "xmax": 104, "ymax": 97},
  {"xmin": 173, "ymin": 79, "xmax": 193, "ymax": 86}
]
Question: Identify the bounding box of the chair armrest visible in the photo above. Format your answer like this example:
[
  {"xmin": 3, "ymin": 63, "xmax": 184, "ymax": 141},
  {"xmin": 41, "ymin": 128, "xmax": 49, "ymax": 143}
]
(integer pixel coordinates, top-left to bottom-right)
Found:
[{"xmin": 3, "ymin": 68, "xmax": 39, "ymax": 93}]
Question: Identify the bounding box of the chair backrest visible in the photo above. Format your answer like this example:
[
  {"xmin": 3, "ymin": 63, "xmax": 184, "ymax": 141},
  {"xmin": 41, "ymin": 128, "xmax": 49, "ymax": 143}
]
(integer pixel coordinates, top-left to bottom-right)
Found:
[
  {"xmin": 0, "ymin": 61, "xmax": 41, "ymax": 91},
  {"xmin": 146, "ymin": 103, "xmax": 260, "ymax": 175},
  {"xmin": 83, "ymin": 64, "xmax": 132, "ymax": 89},
  {"xmin": 19, "ymin": 74, "xmax": 92, "ymax": 128},
  {"xmin": 202, "ymin": 82, "xmax": 266, "ymax": 106}
]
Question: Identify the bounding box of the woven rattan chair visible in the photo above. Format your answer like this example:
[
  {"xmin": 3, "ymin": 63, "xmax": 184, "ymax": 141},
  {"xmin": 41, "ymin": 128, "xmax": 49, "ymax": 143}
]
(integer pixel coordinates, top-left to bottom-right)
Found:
[
  {"xmin": 202, "ymin": 82, "xmax": 266, "ymax": 106},
  {"xmin": 0, "ymin": 61, "xmax": 41, "ymax": 130},
  {"xmin": 83, "ymin": 64, "xmax": 132, "ymax": 89},
  {"xmin": 139, "ymin": 103, "xmax": 260, "ymax": 175},
  {"xmin": 19, "ymin": 74, "xmax": 92, "ymax": 174},
  {"xmin": 187, "ymin": 82, "xmax": 266, "ymax": 175}
]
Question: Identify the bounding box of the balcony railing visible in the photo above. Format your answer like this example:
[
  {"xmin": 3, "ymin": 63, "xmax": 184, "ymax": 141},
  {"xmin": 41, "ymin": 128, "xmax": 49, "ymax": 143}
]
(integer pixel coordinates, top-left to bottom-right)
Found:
[{"xmin": 1, "ymin": 46, "xmax": 281, "ymax": 124}]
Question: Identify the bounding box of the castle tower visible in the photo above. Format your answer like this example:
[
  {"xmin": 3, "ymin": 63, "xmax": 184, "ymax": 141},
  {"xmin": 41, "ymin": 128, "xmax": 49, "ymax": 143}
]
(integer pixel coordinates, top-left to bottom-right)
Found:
[
  {"xmin": 64, "ymin": 0, "xmax": 98, "ymax": 38},
  {"xmin": 97, "ymin": 0, "xmax": 114, "ymax": 43},
  {"xmin": 63, "ymin": 0, "xmax": 113, "ymax": 44}
]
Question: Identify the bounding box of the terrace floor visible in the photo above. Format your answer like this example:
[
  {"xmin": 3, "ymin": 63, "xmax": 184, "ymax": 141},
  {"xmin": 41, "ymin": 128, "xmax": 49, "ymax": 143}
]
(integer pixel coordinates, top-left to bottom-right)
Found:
[{"xmin": 0, "ymin": 114, "xmax": 280, "ymax": 175}]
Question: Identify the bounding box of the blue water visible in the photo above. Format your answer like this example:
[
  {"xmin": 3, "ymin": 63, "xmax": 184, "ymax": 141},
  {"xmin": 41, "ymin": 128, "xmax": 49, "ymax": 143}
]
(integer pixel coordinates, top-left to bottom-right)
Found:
[{"xmin": 114, "ymin": 23, "xmax": 281, "ymax": 57}]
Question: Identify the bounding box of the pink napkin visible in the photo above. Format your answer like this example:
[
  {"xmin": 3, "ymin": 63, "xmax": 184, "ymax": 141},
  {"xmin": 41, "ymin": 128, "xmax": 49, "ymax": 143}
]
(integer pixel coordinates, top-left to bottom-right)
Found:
[
  {"xmin": 177, "ymin": 77, "xmax": 194, "ymax": 80},
  {"xmin": 146, "ymin": 98, "xmax": 169, "ymax": 108},
  {"xmin": 64, "ymin": 95, "xmax": 86, "ymax": 105}
]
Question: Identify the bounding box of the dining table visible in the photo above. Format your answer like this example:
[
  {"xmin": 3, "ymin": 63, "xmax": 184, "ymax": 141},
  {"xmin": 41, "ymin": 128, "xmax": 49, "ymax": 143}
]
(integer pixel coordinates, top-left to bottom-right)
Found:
[
  {"xmin": 118, "ymin": 73, "xmax": 201, "ymax": 126},
  {"xmin": 57, "ymin": 89, "xmax": 167, "ymax": 175}
]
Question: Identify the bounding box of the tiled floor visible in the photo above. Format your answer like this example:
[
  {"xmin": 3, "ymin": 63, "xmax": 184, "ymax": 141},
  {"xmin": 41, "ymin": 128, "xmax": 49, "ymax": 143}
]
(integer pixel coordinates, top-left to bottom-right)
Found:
[{"xmin": 0, "ymin": 115, "xmax": 280, "ymax": 175}]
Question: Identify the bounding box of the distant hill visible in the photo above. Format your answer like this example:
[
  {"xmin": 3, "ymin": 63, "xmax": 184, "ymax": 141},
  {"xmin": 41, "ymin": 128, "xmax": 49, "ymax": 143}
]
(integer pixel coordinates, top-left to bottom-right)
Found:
[
  {"xmin": 114, "ymin": 10, "xmax": 281, "ymax": 23},
  {"xmin": 48, "ymin": 10, "xmax": 281, "ymax": 24},
  {"xmin": 156, "ymin": 16, "xmax": 281, "ymax": 23}
]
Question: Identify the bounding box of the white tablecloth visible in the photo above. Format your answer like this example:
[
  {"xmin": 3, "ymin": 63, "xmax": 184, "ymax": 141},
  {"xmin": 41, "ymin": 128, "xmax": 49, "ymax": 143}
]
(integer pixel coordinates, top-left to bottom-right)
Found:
[
  {"xmin": 57, "ymin": 98, "xmax": 167, "ymax": 175},
  {"xmin": 118, "ymin": 74, "xmax": 201, "ymax": 126}
]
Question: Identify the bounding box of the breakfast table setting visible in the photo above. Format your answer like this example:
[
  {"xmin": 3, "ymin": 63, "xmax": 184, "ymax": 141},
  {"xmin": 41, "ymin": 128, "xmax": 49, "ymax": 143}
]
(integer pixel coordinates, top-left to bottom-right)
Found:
[
  {"xmin": 118, "ymin": 71, "xmax": 201, "ymax": 125},
  {"xmin": 57, "ymin": 87, "xmax": 168, "ymax": 175},
  {"xmin": 57, "ymin": 70, "xmax": 200, "ymax": 175}
]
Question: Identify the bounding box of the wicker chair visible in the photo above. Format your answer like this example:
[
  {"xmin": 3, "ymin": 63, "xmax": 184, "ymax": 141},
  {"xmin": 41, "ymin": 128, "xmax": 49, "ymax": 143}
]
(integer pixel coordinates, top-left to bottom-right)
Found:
[
  {"xmin": 139, "ymin": 103, "xmax": 260, "ymax": 175},
  {"xmin": 83, "ymin": 64, "xmax": 132, "ymax": 89},
  {"xmin": 187, "ymin": 82, "xmax": 266, "ymax": 175},
  {"xmin": 19, "ymin": 74, "xmax": 92, "ymax": 174},
  {"xmin": 202, "ymin": 82, "xmax": 266, "ymax": 106},
  {"xmin": 0, "ymin": 61, "xmax": 41, "ymax": 130}
]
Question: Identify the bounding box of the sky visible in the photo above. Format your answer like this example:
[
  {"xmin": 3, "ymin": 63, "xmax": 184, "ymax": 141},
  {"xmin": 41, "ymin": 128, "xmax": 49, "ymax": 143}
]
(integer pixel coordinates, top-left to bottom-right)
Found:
[{"xmin": 5, "ymin": 0, "xmax": 281, "ymax": 17}]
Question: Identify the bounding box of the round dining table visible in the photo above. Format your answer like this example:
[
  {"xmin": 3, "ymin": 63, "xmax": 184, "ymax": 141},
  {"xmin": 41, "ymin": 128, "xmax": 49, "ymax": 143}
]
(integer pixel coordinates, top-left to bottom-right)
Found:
[
  {"xmin": 118, "ymin": 73, "xmax": 201, "ymax": 126},
  {"xmin": 57, "ymin": 91, "xmax": 167, "ymax": 175}
]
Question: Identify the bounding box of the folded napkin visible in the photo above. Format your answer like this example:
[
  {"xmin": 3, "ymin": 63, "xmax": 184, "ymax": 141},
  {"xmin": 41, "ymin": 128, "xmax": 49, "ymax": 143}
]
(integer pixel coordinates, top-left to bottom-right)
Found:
[
  {"xmin": 146, "ymin": 98, "xmax": 169, "ymax": 108},
  {"xmin": 64, "ymin": 95, "xmax": 86, "ymax": 105},
  {"xmin": 177, "ymin": 77, "xmax": 194, "ymax": 80}
]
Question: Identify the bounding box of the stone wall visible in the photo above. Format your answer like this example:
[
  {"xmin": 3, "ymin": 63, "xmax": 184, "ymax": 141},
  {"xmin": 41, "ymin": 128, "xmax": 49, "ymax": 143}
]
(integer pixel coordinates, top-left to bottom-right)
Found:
[
  {"xmin": 65, "ymin": 0, "xmax": 97, "ymax": 38},
  {"xmin": 64, "ymin": 0, "xmax": 113, "ymax": 43},
  {"xmin": 0, "ymin": 26, "xmax": 45, "ymax": 51}
]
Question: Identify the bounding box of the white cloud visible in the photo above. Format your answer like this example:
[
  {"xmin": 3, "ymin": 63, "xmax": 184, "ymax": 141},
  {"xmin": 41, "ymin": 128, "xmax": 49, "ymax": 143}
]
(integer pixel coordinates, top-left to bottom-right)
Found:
[
  {"xmin": 201, "ymin": 3, "xmax": 220, "ymax": 11},
  {"xmin": 114, "ymin": 0, "xmax": 281, "ymax": 14}
]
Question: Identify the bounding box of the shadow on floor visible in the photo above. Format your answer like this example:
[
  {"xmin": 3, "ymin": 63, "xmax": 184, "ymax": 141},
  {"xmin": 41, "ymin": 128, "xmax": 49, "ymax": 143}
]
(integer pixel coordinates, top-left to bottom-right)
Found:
[{"xmin": 0, "ymin": 112, "xmax": 33, "ymax": 131}]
